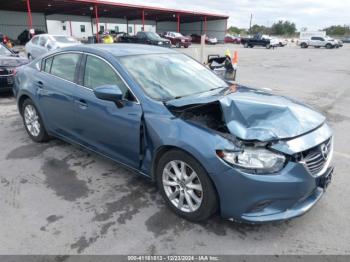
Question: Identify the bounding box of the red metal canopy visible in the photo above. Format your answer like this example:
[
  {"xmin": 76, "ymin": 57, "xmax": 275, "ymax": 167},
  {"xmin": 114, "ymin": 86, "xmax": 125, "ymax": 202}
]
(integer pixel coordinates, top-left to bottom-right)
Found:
[{"xmin": 0, "ymin": 0, "xmax": 228, "ymax": 23}]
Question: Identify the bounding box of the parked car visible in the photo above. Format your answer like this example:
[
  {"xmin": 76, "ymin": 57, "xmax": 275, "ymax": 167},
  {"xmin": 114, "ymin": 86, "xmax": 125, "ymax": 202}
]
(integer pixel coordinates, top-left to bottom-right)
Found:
[
  {"xmin": 241, "ymin": 34, "xmax": 279, "ymax": 48},
  {"xmin": 190, "ymin": 34, "xmax": 218, "ymax": 45},
  {"xmin": 17, "ymin": 29, "xmax": 46, "ymax": 45},
  {"xmin": 224, "ymin": 35, "xmax": 241, "ymax": 44},
  {"xmin": 0, "ymin": 43, "xmax": 28, "ymax": 93},
  {"xmin": 118, "ymin": 31, "xmax": 171, "ymax": 47},
  {"xmin": 277, "ymin": 38, "xmax": 288, "ymax": 47},
  {"xmin": 335, "ymin": 39, "xmax": 343, "ymax": 48},
  {"xmin": 162, "ymin": 32, "xmax": 191, "ymax": 48},
  {"xmin": 14, "ymin": 44, "xmax": 334, "ymax": 223},
  {"xmin": 299, "ymin": 36, "xmax": 338, "ymax": 49},
  {"xmin": 25, "ymin": 34, "xmax": 81, "ymax": 60},
  {"xmin": 341, "ymin": 37, "xmax": 350, "ymax": 43}
]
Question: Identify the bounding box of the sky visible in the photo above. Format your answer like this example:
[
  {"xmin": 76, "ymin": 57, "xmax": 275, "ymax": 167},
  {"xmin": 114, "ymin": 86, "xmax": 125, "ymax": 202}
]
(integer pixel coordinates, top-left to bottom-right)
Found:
[{"xmin": 104, "ymin": 0, "xmax": 350, "ymax": 30}]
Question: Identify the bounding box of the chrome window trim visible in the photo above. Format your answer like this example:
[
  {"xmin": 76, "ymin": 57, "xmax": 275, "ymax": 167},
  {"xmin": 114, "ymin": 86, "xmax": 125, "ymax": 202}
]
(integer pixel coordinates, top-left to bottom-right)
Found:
[{"xmin": 40, "ymin": 51, "xmax": 140, "ymax": 105}]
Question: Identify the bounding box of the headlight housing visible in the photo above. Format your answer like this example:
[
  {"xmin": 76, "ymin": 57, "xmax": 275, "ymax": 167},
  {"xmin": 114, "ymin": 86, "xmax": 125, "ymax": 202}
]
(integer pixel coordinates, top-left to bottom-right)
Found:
[
  {"xmin": 217, "ymin": 148, "xmax": 286, "ymax": 174},
  {"xmin": 158, "ymin": 41, "xmax": 163, "ymax": 45}
]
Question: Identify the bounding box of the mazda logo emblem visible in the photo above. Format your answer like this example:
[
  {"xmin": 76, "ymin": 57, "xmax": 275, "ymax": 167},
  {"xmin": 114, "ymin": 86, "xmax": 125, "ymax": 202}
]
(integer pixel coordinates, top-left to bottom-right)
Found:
[{"xmin": 321, "ymin": 144, "xmax": 329, "ymax": 160}]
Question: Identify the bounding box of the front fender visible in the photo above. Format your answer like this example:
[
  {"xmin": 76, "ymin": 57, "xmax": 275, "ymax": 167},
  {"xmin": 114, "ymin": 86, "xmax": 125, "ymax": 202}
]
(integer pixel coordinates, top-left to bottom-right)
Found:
[{"xmin": 142, "ymin": 112, "xmax": 235, "ymax": 177}]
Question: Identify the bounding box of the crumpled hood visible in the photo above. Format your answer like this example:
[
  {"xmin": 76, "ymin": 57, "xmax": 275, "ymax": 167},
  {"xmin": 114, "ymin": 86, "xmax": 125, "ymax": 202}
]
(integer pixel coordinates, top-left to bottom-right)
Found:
[
  {"xmin": 166, "ymin": 86, "xmax": 325, "ymax": 141},
  {"xmin": 0, "ymin": 56, "xmax": 29, "ymax": 67}
]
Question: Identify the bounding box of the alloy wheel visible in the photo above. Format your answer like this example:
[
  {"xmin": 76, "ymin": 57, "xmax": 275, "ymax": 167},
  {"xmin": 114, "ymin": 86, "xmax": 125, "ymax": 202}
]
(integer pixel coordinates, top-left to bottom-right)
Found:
[
  {"xmin": 24, "ymin": 104, "xmax": 41, "ymax": 137},
  {"xmin": 162, "ymin": 160, "xmax": 203, "ymax": 213}
]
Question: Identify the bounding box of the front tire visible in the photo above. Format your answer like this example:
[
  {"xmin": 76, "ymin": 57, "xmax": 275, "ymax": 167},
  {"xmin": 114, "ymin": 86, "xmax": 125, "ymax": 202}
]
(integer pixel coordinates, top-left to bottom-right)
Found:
[
  {"xmin": 156, "ymin": 150, "xmax": 218, "ymax": 222},
  {"xmin": 266, "ymin": 44, "xmax": 271, "ymax": 49},
  {"xmin": 325, "ymin": 43, "xmax": 332, "ymax": 49},
  {"xmin": 22, "ymin": 99, "xmax": 50, "ymax": 143}
]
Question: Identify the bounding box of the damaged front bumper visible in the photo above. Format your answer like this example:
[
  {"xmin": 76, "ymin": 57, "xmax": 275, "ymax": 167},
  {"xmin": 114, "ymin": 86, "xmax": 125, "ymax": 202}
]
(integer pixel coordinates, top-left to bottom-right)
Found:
[
  {"xmin": 214, "ymin": 162, "xmax": 333, "ymax": 223},
  {"xmin": 210, "ymin": 124, "xmax": 333, "ymax": 223}
]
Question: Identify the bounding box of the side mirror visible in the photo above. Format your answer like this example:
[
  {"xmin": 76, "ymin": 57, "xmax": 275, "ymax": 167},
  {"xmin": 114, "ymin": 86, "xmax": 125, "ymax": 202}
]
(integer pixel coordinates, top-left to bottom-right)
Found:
[{"xmin": 94, "ymin": 85, "xmax": 124, "ymax": 108}]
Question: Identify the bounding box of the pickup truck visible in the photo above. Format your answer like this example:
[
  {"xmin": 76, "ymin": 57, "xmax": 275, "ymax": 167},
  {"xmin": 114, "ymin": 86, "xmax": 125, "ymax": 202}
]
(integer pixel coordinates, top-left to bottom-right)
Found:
[
  {"xmin": 162, "ymin": 31, "xmax": 191, "ymax": 48},
  {"xmin": 118, "ymin": 31, "xmax": 171, "ymax": 47},
  {"xmin": 241, "ymin": 34, "xmax": 278, "ymax": 49},
  {"xmin": 299, "ymin": 36, "xmax": 339, "ymax": 49}
]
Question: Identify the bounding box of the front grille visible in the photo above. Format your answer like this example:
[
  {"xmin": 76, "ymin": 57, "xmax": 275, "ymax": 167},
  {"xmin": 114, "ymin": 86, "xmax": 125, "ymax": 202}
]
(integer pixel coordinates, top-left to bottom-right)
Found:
[{"xmin": 301, "ymin": 138, "xmax": 333, "ymax": 176}]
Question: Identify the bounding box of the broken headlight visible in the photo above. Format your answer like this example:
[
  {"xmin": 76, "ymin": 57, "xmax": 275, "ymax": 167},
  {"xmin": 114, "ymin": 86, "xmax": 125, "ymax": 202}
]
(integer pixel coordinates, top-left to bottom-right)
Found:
[{"xmin": 217, "ymin": 148, "xmax": 286, "ymax": 174}]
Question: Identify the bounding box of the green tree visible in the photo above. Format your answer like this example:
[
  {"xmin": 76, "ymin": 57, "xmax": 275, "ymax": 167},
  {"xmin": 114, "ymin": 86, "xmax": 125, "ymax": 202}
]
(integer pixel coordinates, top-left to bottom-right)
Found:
[
  {"xmin": 250, "ymin": 24, "xmax": 270, "ymax": 35},
  {"xmin": 270, "ymin": 20, "xmax": 296, "ymax": 35},
  {"xmin": 227, "ymin": 26, "xmax": 247, "ymax": 35},
  {"xmin": 323, "ymin": 25, "xmax": 350, "ymax": 36}
]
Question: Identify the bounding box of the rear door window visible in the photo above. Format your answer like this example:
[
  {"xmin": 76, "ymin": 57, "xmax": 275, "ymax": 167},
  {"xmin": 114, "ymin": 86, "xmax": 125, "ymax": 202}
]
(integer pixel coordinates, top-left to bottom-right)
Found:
[{"xmin": 50, "ymin": 53, "xmax": 81, "ymax": 82}]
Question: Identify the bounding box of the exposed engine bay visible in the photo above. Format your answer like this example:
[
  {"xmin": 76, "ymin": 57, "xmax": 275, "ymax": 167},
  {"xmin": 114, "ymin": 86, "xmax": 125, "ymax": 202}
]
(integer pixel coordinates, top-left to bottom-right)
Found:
[{"xmin": 168, "ymin": 101, "xmax": 229, "ymax": 133}]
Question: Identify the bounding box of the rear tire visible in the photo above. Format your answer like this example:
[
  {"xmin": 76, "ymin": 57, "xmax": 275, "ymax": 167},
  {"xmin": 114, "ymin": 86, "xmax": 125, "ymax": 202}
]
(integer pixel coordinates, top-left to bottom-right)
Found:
[
  {"xmin": 27, "ymin": 53, "xmax": 33, "ymax": 60},
  {"xmin": 244, "ymin": 42, "xmax": 249, "ymax": 48},
  {"xmin": 156, "ymin": 149, "xmax": 218, "ymax": 222},
  {"xmin": 301, "ymin": 43, "xmax": 308, "ymax": 48},
  {"xmin": 22, "ymin": 99, "xmax": 50, "ymax": 143}
]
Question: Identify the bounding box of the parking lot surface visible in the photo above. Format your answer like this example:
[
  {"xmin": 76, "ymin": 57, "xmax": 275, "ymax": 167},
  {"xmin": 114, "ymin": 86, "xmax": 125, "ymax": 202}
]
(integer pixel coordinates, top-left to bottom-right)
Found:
[{"xmin": 1, "ymin": 44, "xmax": 350, "ymax": 255}]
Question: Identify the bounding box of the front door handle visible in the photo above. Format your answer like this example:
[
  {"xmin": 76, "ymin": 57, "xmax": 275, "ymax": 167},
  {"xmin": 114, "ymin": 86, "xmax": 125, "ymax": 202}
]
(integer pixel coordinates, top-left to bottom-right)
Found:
[
  {"xmin": 75, "ymin": 99, "xmax": 88, "ymax": 109},
  {"xmin": 36, "ymin": 81, "xmax": 44, "ymax": 88}
]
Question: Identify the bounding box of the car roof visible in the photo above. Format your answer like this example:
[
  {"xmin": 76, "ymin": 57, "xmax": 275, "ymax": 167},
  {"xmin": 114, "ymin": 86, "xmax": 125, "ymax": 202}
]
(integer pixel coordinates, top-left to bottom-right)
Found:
[
  {"xmin": 61, "ymin": 44, "xmax": 177, "ymax": 57},
  {"xmin": 33, "ymin": 34, "xmax": 71, "ymax": 38}
]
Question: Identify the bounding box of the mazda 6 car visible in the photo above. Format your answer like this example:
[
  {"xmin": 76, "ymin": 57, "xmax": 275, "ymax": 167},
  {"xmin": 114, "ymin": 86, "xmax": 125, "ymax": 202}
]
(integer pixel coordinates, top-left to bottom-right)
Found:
[{"xmin": 13, "ymin": 44, "xmax": 333, "ymax": 223}]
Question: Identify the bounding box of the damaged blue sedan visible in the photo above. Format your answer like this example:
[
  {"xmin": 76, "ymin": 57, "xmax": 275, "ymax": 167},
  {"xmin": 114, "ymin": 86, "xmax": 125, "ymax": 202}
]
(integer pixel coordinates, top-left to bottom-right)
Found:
[{"xmin": 13, "ymin": 44, "xmax": 333, "ymax": 223}]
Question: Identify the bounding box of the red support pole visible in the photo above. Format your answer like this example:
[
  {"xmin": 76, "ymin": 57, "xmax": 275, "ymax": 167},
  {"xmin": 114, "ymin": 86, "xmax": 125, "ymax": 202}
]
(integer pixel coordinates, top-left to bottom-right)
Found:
[
  {"xmin": 95, "ymin": 5, "xmax": 99, "ymax": 43},
  {"xmin": 69, "ymin": 21, "xmax": 73, "ymax": 37},
  {"xmin": 26, "ymin": 0, "xmax": 33, "ymax": 35},
  {"xmin": 204, "ymin": 16, "xmax": 207, "ymax": 35},
  {"xmin": 142, "ymin": 10, "xmax": 145, "ymax": 31},
  {"xmin": 177, "ymin": 13, "xmax": 180, "ymax": 33}
]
